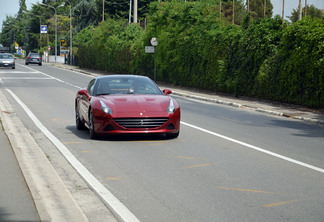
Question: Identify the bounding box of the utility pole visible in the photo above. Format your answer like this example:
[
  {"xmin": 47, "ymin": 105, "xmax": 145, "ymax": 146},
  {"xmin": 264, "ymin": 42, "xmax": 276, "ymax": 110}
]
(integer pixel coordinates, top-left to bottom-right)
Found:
[
  {"xmin": 69, "ymin": 3, "xmax": 72, "ymax": 65},
  {"xmin": 247, "ymin": 0, "xmax": 249, "ymax": 13},
  {"xmin": 298, "ymin": 0, "xmax": 302, "ymax": 20},
  {"xmin": 304, "ymin": 0, "xmax": 307, "ymax": 16},
  {"xmin": 232, "ymin": 0, "xmax": 234, "ymax": 24},
  {"xmin": 129, "ymin": 0, "xmax": 132, "ymax": 23},
  {"xmin": 219, "ymin": 1, "xmax": 222, "ymax": 20},
  {"xmin": 282, "ymin": 0, "xmax": 285, "ymax": 27},
  {"xmin": 102, "ymin": 0, "xmax": 105, "ymax": 22},
  {"xmin": 134, "ymin": 0, "xmax": 138, "ymax": 23},
  {"xmin": 264, "ymin": 0, "xmax": 266, "ymax": 18}
]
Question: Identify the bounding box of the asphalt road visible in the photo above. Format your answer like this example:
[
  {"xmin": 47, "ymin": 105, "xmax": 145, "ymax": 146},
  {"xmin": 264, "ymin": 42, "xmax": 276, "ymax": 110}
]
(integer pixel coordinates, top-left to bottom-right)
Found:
[{"xmin": 1, "ymin": 60, "xmax": 323, "ymax": 222}]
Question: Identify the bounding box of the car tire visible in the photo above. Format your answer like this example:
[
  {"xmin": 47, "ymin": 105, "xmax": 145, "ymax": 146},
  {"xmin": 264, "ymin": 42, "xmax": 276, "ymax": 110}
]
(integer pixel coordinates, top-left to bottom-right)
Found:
[
  {"xmin": 75, "ymin": 103, "xmax": 86, "ymax": 130},
  {"xmin": 166, "ymin": 131, "xmax": 179, "ymax": 139},
  {"xmin": 25, "ymin": 63, "xmax": 28, "ymax": 65},
  {"xmin": 12, "ymin": 66, "xmax": 15, "ymax": 69},
  {"xmin": 89, "ymin": 109, "xmax": 98, "ymax": 139},
  {"xmin": 38, "ymin": 63, "xmax": 42, "ymax": 66}
]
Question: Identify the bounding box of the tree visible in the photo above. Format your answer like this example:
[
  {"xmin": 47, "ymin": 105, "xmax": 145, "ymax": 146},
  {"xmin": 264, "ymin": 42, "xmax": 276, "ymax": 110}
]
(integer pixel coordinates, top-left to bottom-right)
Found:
[
  {"xmin": 288, "ymin": 4, "xmax": 323, "ymax": 23},
  {"xmin": 221, "ymin": 0, "xmax": 246, "ymax": 25},
  {"xmin": 249, "ymin": 0, "xmax": 273, "ymax": 20}
]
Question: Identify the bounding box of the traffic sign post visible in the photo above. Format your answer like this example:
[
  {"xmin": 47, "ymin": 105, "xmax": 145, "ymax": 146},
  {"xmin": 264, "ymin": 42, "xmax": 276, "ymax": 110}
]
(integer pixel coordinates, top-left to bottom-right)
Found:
[
  {"xmin": 145, "ymin": 37, "xmax": 159, "ymax": 82},
  {"xmin": 145, "ymin": 46, "xmax": 155, "ymax": 53}
]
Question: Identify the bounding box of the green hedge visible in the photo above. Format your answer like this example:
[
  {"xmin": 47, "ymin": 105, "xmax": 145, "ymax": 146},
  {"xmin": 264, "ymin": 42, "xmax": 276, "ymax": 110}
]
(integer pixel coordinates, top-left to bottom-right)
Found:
[{"xmin": 75, "ymin": 1, "xmax": 324, "ymax": 108}]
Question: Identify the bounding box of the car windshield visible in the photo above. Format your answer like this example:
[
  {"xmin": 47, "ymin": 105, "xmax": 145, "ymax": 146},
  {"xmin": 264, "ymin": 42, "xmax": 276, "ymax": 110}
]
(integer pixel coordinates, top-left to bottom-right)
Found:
[
  {"xmin": 29, "ymin": 54, "xmax": 40, "ymax": 58},
  {"xmin": 95, "ymin": 76, "xmax": 162, "ymax": 96},
  {"xmin": 0, "ymin": 54, "xmax": 13, "ymax": 59}
]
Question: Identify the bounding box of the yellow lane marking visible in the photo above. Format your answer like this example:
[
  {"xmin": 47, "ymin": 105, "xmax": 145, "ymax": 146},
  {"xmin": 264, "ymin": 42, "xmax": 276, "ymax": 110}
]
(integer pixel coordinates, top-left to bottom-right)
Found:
[
  {"xmin": 170, "ymin": 156, "xmax": 194, "ymax": 159},
  {"xmin": 63, "ymin": 142, "xmax": 85, "ymax": 144},
  {"xmin": 216, "ymin": 187, "xmax": 273, "ymax": 194},
  {"xmin": 107, "ymin": 177, "xmax": 122, "ymax": 181},
  {"xmin": 188, "ymin": 163, "xmax": 211, "ymax": 168},
  {"xmin": 52, "ymin": 118, "xmax": 67, "ymax": 122},
  {"xmin": 263, "ymin": 200, "xmax": 299, "ymax": 208}
]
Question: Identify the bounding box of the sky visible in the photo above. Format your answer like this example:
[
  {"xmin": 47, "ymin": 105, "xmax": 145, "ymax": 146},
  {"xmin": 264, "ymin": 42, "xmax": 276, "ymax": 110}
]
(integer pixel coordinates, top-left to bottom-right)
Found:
[{"xmin": 0, "ymin": 0, "xmax": 323, "ymax": 32}]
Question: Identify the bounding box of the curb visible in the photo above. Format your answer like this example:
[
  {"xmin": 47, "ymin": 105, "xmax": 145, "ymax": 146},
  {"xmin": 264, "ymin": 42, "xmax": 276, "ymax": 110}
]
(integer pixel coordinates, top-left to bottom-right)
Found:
[{"xmin": 0, "ymin": 89, "xmax": 89, "ymax": 222}]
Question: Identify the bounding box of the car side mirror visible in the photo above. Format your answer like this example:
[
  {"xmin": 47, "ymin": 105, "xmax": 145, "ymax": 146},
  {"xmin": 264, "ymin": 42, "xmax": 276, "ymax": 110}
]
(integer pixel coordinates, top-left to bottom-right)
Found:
[
  {"xmin": 163, "ymin": 89, "xmax": 172, "ymax": 95},
  {"xmin": 78, "ymin": 89, "xmax": 91, "ymax": 99}
]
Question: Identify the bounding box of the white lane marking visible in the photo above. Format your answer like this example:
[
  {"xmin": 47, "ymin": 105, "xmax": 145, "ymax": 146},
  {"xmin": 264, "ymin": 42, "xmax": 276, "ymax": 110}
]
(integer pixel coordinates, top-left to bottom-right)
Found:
[
  {"xmin": 181, "ymin": 121, "xmax": 324, "ymax": 174},
  {"xmin": 0, "ymin": 77, "xmax": 54, "ymax": 80},
  {"xmin": 16, "ymin": 63, "xmax": 82, "ymax": 89},
  {"xmin": 18, "ymin": 63, "xmax": 42, "ymax": 72},
  {"xmin": 6, "ymin": 89, "xmax": 140, "ymax": 222},
  {"xmin": 0, "ymin": 71, "xmax": 40, "ymax": 73}
]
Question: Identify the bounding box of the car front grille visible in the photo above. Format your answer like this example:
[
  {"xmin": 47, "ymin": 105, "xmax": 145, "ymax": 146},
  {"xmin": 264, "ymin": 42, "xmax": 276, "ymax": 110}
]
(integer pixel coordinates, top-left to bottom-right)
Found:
[{"xmin": 114, "ymin": 118, "xmax": 169, "ymax": 129}]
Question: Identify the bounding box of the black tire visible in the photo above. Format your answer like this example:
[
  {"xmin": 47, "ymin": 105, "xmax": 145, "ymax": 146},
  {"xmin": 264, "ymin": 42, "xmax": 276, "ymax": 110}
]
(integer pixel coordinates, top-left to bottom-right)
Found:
[
  {"xmin": 38, "ymin": 63, "xmax": 42, "ymax": 66},
  {"xmin": 25, "ymin": 63, "xmax": 28, "ymax": 65},
  {"xmin": 89, "ymin": 109, "xmax": 98, "ymax": 139},
  {"xmin": 12, "ymin": 66, "xmax": 15, "ymax": 69},
  {"xmin": 75, "ymin": 102, "xmax": 85, "ymax": 130},
  {"xmin": 166, "ymin": 131, "xmax": 179, "ymax": 139}
]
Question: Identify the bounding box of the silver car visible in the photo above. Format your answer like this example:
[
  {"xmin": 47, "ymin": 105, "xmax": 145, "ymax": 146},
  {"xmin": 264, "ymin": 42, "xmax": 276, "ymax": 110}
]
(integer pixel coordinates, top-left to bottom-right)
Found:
[{"xmin": 0, "ymin": 53, "xmax": 15, "ymax": 69}]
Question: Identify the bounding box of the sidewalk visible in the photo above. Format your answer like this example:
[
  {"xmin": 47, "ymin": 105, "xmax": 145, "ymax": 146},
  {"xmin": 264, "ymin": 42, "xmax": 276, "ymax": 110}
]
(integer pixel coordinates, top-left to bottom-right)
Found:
[
  {"xmin": 0, "ymin": 90, "xmax": 90, "ymax": 222},
  {"xmin": 51, "ymin": 62, "xmax": 324, "ymax": 125},
  {"xmin": 0, "ymin": 124, "xmax": 40, "ymax": 222}
]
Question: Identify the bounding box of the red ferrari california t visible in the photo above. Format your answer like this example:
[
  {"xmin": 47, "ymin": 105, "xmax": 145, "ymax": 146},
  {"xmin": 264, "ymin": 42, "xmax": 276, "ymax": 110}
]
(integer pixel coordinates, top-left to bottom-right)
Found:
[{"xmin": 75, "ymin": 75, "xmax": 180, "ymax": 139}]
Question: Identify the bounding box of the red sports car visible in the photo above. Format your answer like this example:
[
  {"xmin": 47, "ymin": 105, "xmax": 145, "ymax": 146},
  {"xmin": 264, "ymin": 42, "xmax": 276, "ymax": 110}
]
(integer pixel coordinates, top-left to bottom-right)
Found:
[{"xmin": 75, "ymin": 75, "xmax": 180, "ymax": 139}]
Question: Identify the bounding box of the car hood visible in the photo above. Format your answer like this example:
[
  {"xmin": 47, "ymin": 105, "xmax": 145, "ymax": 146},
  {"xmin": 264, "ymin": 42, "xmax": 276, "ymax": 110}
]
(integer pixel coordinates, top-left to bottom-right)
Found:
[{"xmin": 99, "ymin": 94, "xmax": 171, "ymax": 117}]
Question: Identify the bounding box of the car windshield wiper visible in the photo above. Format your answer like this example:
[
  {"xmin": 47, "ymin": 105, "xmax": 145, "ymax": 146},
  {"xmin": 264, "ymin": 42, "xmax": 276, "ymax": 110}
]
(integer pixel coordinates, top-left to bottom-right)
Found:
[{"xmin": 96, "ymin": 93, "xmax": 110, "ymax": 96}]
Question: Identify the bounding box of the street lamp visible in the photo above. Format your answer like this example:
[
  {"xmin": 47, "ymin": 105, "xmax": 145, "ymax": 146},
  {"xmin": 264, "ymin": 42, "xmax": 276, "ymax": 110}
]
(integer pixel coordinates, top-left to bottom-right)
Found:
[
  {"xmin": 65, "ymin": 1, "xmax": 73, "ymax": 65},
  {"xmin": 40, "ymin": 2, "xmax": 64, "ymax": 63}
]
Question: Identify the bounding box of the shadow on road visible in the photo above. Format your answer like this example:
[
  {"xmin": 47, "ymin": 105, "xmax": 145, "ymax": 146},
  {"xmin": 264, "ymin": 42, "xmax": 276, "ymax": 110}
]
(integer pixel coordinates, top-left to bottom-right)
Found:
[
  {"xmin": 268, "ymin": 119, "xmax": 324, "ymax": 138},
  {"xmin": 0, "ymin": 207, "xmax": 42, "ymax": 222},
  {"xmin": 65, "ymin": 125, "xmax": 173, "ymax": 141}
]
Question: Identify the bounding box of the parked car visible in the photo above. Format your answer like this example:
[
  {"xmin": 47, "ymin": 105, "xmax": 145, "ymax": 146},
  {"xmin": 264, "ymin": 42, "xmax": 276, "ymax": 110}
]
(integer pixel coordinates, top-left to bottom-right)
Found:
[
  {"xmin": 75, "ymin": 75, "xmax": 181, "ymax": 139},
  {"xmin": 0, "ymin": 53, "xmax": 15, "ymax": 69},
  {"xmin": 25, "ymin": 52, "xmax": 42, "ymax": 66}
]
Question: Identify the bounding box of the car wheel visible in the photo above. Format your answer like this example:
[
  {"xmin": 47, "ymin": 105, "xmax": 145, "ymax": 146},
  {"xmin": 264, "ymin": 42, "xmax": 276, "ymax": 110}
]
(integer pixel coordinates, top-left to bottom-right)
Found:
[
  {"xmin": 25, "ymin": 63, "xmax": 28, "ymax": 65},
  {"xmin": 89, "ymin": 109, "xmax": 98, "ymax": 139},
  {"xmin": 166, "ymin": 131, "xmax": 179, "ymax": 139},
  {"xmin": 12, "ymin": 66, "xmax": 15, "ymax": 69},
  {"xmin": 75, "ymin": 103, "xmax": 85, "ymax": 130},
  {"xmin": 38, "ymin": 63, "xmax": 42, "ymax": 66}
]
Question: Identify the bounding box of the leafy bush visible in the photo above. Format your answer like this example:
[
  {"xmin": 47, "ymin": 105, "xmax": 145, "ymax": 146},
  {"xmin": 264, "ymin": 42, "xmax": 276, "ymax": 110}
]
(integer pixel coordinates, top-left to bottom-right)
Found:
[
  {"xmin": 76, "ymin": 19, "xmax": 144, "ymax": 73},
  {"xmin": 76, "ymin": 1, "xmax": 323, "ymax": 108}
]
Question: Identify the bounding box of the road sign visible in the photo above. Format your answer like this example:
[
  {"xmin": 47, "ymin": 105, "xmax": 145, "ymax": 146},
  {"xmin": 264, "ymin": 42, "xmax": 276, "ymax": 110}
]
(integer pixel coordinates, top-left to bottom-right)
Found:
[
  {"xmin": 41, "ymin": 25, "xmax": 47, "ymax": 34},
  {"xmin": 150, "ymin": 37, "xmax": 158, "ymax": 46},
  {"xmin": 145, "ymin": 46, "xmax": 155, "ymax": 53}
]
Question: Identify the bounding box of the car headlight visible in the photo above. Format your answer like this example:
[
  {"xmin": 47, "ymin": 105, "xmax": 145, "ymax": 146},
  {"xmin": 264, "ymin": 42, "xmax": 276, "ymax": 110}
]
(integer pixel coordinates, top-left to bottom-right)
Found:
[
  {"xmin": 167, "ymin": 99, "xmax": 175, "ymax": 114},
  {"xmin": 100, "ymin": 100, "xmax": 113, "ymax": 114}
]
